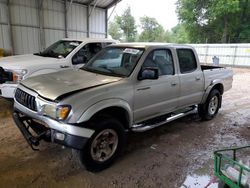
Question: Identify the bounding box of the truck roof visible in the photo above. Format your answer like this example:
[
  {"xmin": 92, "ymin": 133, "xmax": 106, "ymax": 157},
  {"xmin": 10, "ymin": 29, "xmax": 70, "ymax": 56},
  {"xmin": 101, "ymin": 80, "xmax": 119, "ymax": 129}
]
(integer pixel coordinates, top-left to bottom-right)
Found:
[
  {"xmin": 61, "ymin": 38, "xmax": 118, "ymax": 43},
  {"xmin": 110, "ymin": 42, "xmax": 193, "ymax": 49}
]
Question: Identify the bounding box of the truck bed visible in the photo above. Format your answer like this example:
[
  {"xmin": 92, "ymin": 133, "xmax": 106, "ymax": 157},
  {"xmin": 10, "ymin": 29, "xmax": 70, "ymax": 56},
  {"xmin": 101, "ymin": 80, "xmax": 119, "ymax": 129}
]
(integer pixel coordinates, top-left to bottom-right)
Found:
[
  {"xmin": 202, "ymin": 65, "xmax": 233, "ymax": 93},
  {"xmin": 201, "ymin": 64, "xmax": 225, "ymax": 70}
]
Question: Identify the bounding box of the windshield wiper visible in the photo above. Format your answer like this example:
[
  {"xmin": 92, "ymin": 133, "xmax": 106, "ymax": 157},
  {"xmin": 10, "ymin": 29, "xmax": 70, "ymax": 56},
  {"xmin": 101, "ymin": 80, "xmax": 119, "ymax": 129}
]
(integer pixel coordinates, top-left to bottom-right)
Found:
[
  {"xmin": 82, "ymin": 67, "xmax": 125, "ymax": 77},
  {"xmin": 33, "ymin": 52, "xmax": 42, "ymax": 56},
  {"xmin": 34, "ymin": 51, "xmax": 59, "ymax": 58}
]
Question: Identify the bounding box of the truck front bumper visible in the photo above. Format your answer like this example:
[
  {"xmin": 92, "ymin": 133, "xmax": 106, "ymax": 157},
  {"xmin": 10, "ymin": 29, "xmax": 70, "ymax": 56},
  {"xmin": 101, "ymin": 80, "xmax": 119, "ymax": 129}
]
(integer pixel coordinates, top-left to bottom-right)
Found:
[
  {"xmin": 13, "ymin": 101, "xmax": 95, "ymax": 150},
  {"xmin": 0, "ymin": 83, "xmax": 17, "ymax": 98}
]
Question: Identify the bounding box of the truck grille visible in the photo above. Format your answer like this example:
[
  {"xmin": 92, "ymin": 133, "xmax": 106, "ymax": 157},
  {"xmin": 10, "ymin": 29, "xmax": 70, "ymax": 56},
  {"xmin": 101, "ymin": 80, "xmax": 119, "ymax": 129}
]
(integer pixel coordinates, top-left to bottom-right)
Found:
[{"xmin": 15, "ymin": 88, "xmax": 37, "ymax": 111}]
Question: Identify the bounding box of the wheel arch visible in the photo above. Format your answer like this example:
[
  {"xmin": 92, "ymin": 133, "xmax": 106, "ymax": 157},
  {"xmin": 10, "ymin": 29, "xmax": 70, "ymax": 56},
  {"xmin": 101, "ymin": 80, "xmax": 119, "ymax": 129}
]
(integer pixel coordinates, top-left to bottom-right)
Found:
[
  {"xmin": 77, "ymin": 99, "xmax": 132, "ymax": 129},
  {"xmin": 201, "ymin": 81, "xmax": 224, "ymax": 104}
]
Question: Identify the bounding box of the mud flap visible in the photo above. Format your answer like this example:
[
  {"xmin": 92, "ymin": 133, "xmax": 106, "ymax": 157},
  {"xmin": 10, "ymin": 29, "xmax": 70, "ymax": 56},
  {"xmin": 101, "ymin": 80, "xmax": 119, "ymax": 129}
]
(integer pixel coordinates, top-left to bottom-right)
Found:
[{"xmin": 218, "ymin": 95, "xmax": 222, "ymax": 108}]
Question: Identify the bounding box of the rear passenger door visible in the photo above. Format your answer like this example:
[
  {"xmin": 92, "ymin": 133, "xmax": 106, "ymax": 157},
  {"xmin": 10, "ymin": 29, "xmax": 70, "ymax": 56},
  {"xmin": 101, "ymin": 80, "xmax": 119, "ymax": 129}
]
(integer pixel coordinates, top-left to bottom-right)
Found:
[
  {"xmin": 134, "ymin": 49, "xmax": 180, "ymax": 122},
  {"xmin": 177, "ymin": 48, "xmax": 204, "ymax": 107}
]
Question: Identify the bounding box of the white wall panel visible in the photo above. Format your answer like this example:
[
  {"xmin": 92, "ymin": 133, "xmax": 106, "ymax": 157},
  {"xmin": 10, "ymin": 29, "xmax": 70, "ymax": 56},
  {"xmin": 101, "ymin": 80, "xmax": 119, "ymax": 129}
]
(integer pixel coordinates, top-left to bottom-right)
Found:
[
  {"xmin": 43, "ymin": 0, "xmax": 64, "ymax": 30},
  {"xmin": 0, "ymin": 1, "xmax": 7, "ymax": 23},
  {"xmin": 10, "ymin": 0, "xmax": 38, "ymax": 26},
  {"xmin": 0, "ymin": 0, "xmax": 10, "ymax": 51},
  {"xmin": 90, "ymin": 33, "xmax": 105, "ymax": 38},
  {"xmin": 191, "ymin": 44, "xmax": 250, "ymax": 67},
  {"xmin": 0, "ymin": 25, "xmax": 11, "ymax": 51},
  {"xmin": 90, "ymin": 8, "xmax": 105, "ymax": 34},
  {"xmin": 44, "ymin": 29, "xmax": 64, "ymax": 47},
  {"xmin": 8, "ymin": 0, "xmax": 39, "ymax": 54},
  {"xmin": 43, "ymin": 0, "xmax": 65, "ymax": 48},
  {"xmin": 0, "ymin": 0, "xmax": 107, "ymax": 55},
  {"xmin": 12, "ymin": 26, "xmax": 39, "ymax": 54},
  {"xmin": 68, "ymin": 31, "xmax": 87, "ymax": 39},
  {"xmin": 68, "ymin": 3, "xmax": 87, "ymax": 32}
]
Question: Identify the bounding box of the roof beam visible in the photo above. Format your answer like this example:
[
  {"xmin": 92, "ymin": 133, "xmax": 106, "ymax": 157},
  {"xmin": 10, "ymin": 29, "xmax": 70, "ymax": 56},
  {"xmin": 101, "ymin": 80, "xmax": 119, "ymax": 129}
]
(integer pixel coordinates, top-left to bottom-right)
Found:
[
  {"xmin": 88, "ymin": 0, "xmax": 99, "ymax": 17},
  {"xmin": 86, "ymin": 0, "xmax": 95, "ymax": 5},
  {"xmin": 105, "ymin": 0, "xmax": 121, "ymax": 9}
]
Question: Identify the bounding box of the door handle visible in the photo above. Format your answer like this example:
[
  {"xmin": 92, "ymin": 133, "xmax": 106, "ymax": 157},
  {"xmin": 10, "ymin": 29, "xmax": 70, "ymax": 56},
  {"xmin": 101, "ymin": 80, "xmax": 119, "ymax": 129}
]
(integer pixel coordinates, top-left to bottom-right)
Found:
[
  {"xmin": 60, "ymin": 65, "xmax": 70, "ymax": 68},
  {"xmin": 171, "ymin": 82, "xmax": 177, "ymax": 86},
  {"xmin": 137, "ymin": 87, "xmax": 151, "ymax": 91},
  {"xmin": 195, "ymin": 77, "xmax": 201, "ymax": 81}
]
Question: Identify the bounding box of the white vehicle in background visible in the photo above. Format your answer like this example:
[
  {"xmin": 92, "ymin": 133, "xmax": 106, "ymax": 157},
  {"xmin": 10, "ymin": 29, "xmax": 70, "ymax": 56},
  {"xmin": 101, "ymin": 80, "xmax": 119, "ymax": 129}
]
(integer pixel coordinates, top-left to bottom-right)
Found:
[{"xmin": 0, "ymin": 38, "xmax": 117, "ymax": 99}]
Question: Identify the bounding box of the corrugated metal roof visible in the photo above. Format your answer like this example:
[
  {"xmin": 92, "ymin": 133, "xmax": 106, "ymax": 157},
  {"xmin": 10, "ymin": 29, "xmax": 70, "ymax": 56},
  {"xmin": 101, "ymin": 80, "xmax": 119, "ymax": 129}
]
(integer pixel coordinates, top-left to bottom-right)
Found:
[{"xmin": 72, "ymin": 0, "xmax": 121, "ymax": 9}]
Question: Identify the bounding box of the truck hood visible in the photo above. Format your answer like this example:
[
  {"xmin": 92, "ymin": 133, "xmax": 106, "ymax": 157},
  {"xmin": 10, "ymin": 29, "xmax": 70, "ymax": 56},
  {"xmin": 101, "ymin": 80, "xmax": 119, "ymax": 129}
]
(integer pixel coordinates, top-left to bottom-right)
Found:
[
  {"xmin": 0, "ymin": 54, "xmax": 57, "ymax": 69},
  {"xmin": 21, "ymin": 69, "xmax": 122, "ymax": 100}
]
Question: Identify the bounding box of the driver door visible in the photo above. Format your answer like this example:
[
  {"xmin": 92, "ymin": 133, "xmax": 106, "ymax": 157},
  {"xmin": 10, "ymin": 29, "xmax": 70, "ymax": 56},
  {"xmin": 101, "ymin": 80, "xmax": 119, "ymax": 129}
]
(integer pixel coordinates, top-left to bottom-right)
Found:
[{"xmin": 133, "ymin": 49, "xmax": 180, "ymax": 123}]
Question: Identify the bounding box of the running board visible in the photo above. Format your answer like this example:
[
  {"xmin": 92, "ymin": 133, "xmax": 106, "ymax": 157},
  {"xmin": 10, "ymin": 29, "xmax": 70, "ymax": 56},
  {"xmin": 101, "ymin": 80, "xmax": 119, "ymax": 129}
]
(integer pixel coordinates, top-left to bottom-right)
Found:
[{"xmin": 131, "ymin": 108, "xmax": 197, "ymax": 132}]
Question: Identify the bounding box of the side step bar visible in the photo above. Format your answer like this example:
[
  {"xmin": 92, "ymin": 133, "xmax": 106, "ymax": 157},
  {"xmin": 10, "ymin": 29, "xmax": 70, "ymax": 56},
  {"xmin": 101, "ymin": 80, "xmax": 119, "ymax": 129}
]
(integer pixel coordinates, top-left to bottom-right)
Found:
[{"xmin": 131, "ymin": 107, "xmax": 197, "ymax": 132}]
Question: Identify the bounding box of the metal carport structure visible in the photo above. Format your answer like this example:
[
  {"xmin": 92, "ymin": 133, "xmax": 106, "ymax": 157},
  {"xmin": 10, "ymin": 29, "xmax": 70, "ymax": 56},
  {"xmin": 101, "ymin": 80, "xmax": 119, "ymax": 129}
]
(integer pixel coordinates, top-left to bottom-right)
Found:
[{"xmin": 0, "ymin": 0, "xmax": 121, "ymax": 55}]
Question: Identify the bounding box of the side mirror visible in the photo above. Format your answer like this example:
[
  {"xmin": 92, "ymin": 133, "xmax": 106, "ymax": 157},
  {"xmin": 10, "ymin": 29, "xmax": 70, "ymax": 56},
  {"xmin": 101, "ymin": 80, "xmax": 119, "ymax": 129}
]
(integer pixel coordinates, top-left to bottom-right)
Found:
[{"xmin": 138, "ymin": 67, "xmax": 159, "ymax": 80}]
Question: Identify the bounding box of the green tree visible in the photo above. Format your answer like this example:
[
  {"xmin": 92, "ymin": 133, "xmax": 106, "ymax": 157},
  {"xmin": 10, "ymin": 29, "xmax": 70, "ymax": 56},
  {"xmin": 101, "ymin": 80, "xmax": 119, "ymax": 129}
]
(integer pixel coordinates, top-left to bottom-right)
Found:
[
  {"xmin": 171, "ymin": 24, "xmax": 190, "ymax": 43},
  {"xmin": 164, "ymin": 30, "xmax": 174, "ymax": 43},
  {"xmin": 176, "ymin": 0, "xmax": 250, "ymax": 43},
  {"xmin": 108, "ymin": 19, "xmax": 123, "ymax": 40},
  {"xmin": 116, "ymin": 7, "xmax": 137, "ymax": 42},
  {"xmin": 138, "ymin": 16, "xmax": 166, "ymax": 42}
]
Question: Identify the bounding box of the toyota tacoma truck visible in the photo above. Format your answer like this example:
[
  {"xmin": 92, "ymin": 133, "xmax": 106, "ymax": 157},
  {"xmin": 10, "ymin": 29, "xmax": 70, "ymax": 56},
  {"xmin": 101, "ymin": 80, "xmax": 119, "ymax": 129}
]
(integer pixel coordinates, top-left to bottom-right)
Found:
[
  {"xmin": 0, "ymin": 38, "xmax": 116, "ymax": 99},
  {"xmin": 12, "ymin": 43, "xmax": 233, "ymax": 171}
]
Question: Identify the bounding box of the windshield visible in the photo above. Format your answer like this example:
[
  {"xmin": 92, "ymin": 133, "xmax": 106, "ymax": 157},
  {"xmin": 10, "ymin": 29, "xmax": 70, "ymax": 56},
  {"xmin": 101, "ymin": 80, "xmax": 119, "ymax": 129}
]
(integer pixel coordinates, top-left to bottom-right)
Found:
[
  {"xmin": 82, "ymin": 47, "xmax": 144, "ymax": 77},
  {"xmin": 34, "ymin": 40, "xmax": 81, "ymax": 58}
]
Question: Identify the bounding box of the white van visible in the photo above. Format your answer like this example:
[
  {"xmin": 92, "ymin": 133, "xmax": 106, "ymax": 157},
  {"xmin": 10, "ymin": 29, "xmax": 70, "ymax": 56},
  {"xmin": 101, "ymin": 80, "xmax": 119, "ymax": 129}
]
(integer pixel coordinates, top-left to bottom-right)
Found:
[{"xmin": 0, "ymin": 38, "xmax": 117, "ymax": 99}]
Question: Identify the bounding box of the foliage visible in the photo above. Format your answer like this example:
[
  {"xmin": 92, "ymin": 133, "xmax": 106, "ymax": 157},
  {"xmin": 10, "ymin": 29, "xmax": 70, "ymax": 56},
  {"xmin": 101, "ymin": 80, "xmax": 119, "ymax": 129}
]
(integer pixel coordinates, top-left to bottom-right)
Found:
[
  {"xmin": 176, "ymin": 0, "xmax": 250, "ymax": 43},
  {"xmin": 108, "ymin": 19, "xmax": 123, "ymax": 41},
  {"xmin": 115, "ymin": 7, "xmax": 137, "ymax": 42},
  {"xmin": 170, "ymin": 24, "xmax": 190, "ymax": 43},
  {"xmin": 138, "ymin": 16, "xmax": 166, "ymax": 42}
]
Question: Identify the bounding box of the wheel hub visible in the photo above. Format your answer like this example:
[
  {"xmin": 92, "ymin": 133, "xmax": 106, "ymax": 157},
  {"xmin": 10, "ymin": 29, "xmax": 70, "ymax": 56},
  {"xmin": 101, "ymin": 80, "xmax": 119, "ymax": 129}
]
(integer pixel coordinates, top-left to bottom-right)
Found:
[
  {"xmin": 91, "ymin": 129, "xmax": 118, "ymax": 162},
  {"xmin": 208, "ymin": 96, "xmax": 219, "ymax": 115}
]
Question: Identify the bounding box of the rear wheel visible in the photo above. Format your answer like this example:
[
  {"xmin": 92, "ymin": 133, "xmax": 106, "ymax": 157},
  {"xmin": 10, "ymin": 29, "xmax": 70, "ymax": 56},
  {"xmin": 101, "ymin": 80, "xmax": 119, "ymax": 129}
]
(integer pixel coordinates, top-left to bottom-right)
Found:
[
  {"xmin": 73, "ymin": 117, "xmax": 126, "ymax": 172},
  {"xmin": 198, "ymin": 89, "xmax": 221, "ymax": 120}
]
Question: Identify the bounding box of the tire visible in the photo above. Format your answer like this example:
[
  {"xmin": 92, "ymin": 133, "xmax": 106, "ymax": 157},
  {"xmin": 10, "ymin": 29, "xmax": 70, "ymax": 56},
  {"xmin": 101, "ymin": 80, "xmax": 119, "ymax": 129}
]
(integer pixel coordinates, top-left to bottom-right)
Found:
[
  {"xmin": 198, "ymin": 89, "xmax": 221, "ymax": 120},
  {"xmin": 73, "ymin": 116, "xmax": 126, "ymax": 172}
]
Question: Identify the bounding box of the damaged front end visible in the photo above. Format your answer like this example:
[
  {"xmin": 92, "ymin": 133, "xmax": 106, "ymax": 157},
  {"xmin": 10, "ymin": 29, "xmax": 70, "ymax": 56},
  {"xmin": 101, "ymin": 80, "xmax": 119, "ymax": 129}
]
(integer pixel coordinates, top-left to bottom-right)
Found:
[{"xmin": 12, "ymin": 111, "xmax": 51, "ymax": 151}]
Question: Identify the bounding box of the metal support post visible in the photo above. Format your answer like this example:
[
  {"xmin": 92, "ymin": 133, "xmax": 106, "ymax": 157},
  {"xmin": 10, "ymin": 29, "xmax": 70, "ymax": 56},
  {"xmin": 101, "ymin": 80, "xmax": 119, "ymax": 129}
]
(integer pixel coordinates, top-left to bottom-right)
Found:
[{"xmin": 6, "ymin": 0, "xmax": 14, "ymax": 54}]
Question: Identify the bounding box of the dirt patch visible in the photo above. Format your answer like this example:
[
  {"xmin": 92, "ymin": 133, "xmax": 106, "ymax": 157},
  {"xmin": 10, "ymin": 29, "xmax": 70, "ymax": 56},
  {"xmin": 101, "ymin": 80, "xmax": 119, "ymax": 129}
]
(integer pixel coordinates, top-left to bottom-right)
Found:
[{"xmin": 0, "ymin": 68, "xmax": 250, "ymax": 188}]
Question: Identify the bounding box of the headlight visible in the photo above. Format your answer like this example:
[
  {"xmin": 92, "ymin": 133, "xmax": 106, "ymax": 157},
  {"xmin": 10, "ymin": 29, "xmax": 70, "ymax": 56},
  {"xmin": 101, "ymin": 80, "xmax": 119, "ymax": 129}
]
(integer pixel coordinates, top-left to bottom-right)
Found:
[
  {"xmin": 40, "ymin": 104, "xmax": 71, "ymax": 120},
  {"xmin": 7, "ymin": 69, "xmax": 28, "ymax": 83}
]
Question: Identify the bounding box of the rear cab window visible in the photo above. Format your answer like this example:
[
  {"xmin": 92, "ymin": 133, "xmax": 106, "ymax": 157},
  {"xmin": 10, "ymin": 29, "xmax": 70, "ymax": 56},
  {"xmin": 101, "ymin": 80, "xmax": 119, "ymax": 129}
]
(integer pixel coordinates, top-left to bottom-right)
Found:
[{"xmin": 177, "ymin": 49, "xmax": 197, "ymax": 74}]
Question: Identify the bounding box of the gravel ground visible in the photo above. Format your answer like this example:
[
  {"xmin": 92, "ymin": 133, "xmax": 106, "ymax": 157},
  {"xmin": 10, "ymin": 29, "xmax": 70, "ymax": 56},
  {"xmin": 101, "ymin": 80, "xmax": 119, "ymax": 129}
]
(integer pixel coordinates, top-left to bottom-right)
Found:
[{"xmin": 0, "ymin": 68, "xmax": 250, "ymax": 188}]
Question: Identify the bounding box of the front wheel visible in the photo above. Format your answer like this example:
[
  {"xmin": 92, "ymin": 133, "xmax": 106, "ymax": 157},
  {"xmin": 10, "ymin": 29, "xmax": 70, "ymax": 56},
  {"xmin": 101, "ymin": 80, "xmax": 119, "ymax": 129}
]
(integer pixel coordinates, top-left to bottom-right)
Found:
[
  {"xmin": 73, "ymin": 117, "xmax": 126, "ymax": 172},
  {"xmin": 198, "ymin": 89, "xmax": 221, "ymax": 120}
]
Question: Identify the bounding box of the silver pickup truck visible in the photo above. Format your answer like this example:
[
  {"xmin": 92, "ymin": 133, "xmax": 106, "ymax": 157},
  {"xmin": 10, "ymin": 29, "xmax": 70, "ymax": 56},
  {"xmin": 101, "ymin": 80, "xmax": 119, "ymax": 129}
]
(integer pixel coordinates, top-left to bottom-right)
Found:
[{"xmin": 13, "ymin": 43, "xmax": 233, "ymax": 171}]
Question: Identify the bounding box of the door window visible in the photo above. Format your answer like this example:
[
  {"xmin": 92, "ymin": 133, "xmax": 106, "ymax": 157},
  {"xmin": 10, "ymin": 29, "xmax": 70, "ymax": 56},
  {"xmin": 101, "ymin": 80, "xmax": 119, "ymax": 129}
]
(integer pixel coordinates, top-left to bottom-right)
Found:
[
  {"xmin": 142, "ymin": 49, "xmax": 174, "ymax": 76},
  {"xmin": 72, "ymin": 43, "xmax": 102, "ymax": 65}
]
